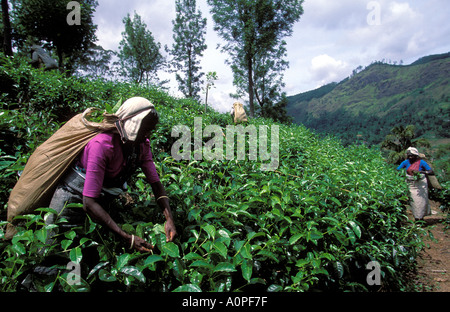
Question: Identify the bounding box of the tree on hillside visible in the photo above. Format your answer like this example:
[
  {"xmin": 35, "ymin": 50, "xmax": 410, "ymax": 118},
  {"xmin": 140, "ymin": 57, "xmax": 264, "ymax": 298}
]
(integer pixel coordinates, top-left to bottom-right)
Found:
[
  {"xmin": 15, "ymin": 0, "xmax": 98, "ymax": 73},
  {"xmin": 207, "ymin": 0, "xmax": 304, "ymax": 118},
  {"xmin": 381, "ymin": 125, "xmax": 431, "ymax": 164},
  {"xmin": 118, "ymin": 12, "xmax": 164, "ymax": 84},
  {"xmin": 167, "ymin": 0, "xmax": 207, "ymax": 101},
  {"xmin": 253, "ymin": 52, "xmax": 292, "ymax": 123},
  {"xmin": 260, "ymin": 93, "xmax": 292, "ymax": 124},
  {"xmin": 204, "ymin": 71, "xmax": 218, "ymax": 112},
  {"xmin": 75, "ymin": 44, "xmax": 115, "ymax": 79}
]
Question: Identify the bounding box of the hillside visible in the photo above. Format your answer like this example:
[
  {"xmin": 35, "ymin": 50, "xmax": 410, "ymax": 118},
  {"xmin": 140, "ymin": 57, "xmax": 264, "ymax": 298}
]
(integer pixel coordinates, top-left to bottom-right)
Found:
[{"xmin": 286, "ymin": 52, "xmax": 450, "ymax": 147}]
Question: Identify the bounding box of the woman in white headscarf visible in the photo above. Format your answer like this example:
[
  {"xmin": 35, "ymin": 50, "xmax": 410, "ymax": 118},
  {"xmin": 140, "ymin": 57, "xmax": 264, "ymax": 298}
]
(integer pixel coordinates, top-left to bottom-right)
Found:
[
  {"xmin": 47, "ymin": 97, "xmax": 177, "ymax": 251},
  {"xmin": 397, "ymin": 147, "xmax": 434, "ymax": 221}
]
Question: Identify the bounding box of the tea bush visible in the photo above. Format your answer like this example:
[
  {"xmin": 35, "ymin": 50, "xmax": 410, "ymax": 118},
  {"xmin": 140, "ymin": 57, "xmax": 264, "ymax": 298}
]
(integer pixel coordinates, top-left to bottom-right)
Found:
[{"xmin": 0, "ymin": 56, "xmax": 429, "ymax": 292}]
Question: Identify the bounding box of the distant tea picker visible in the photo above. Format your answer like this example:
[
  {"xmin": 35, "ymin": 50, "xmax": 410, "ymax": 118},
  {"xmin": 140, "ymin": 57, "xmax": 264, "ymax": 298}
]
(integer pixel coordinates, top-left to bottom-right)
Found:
[
  {"xmin": 396, "ymin": 147, "xmax": 438, "ymax": 221},
  {"xmin": 5, "ymin": 97, "xmax": 177, "ymax": 251},
  {"xmin": 230, "ymin": 101, "xmax": 248, "ymax": 124}
]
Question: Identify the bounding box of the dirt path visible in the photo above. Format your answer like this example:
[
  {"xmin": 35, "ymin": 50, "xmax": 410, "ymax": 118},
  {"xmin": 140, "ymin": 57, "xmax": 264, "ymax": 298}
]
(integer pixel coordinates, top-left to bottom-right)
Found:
[{"xmin": 410, "ymin": 200, "xmax": 449, "ymax": 292}]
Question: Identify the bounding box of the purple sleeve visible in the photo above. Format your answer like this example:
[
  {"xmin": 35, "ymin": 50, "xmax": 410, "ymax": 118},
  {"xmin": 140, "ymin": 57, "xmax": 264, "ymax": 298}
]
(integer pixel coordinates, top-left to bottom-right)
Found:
[
  {"xmin": 140, "ymin": 139, "xmax": 160, "ymax": 184},
  {"xmin": 82, "ymin": 139, "xmax": 112, "ymax": 198}
]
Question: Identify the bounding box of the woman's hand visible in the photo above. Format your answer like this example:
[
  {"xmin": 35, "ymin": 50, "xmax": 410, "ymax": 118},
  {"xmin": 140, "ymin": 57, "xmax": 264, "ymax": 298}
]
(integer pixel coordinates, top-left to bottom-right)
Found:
[
  {"xmin": 129, "ymin": 234, "xmax": 154, "ymax": 252},
  {"xmin": 150, "ymin": 181, "xmax": 178, "ymax": 242},
  {"xmin": 165, "ymin": 218, "xmax": 177, "ymax": 242}
]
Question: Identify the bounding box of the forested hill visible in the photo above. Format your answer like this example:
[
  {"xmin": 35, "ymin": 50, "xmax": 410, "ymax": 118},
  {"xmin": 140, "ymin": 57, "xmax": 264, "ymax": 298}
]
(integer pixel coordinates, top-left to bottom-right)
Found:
[{"xmin": 286, "ymin": 52, "xmax": 450, "ymax": 146}]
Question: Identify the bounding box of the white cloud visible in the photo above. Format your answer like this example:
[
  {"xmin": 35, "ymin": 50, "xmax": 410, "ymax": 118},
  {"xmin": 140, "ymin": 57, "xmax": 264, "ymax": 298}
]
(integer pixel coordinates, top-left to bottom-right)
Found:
[
  {"xmin": 301, "ymin": 0, "xmax": 369, "ymax": 30},
  {"xmin": 309, "ymin": 54, "xmax": 350, "ymax": 87}
]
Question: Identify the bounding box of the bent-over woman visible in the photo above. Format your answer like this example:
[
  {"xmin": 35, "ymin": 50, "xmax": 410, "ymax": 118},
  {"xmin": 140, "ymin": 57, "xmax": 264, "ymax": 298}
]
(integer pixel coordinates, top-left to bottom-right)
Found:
[{"xmin": 46, "ymin": 97, "xmax": 177, "ymax": 251}]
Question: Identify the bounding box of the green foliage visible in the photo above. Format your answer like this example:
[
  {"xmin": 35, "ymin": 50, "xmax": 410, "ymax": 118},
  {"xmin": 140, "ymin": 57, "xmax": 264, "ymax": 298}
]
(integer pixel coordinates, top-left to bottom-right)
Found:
[
  {"xmin": 381, "ymin": 125, "xmax": 430, "ymax": 164},
  {"xmin": 0, "ymin": 63, "xmax": 430, "ymax": 292},
  {"xmin": 75, "ymin": 44, "xmax": 116, "ymax": 79},
  {"xmin": 208, "ymin": 0, "xmax": 304, "ymax": 118},
  {"xmin": 14, "ymin": 0, "xmax": 98, "ymax": 72},
  {"xmin": 168, "ymin": 0, "xmax": 207, "ymax": 101},
  {"xmin": 118, "ymin": 12, "xmax": 164, "ymax": 84}
]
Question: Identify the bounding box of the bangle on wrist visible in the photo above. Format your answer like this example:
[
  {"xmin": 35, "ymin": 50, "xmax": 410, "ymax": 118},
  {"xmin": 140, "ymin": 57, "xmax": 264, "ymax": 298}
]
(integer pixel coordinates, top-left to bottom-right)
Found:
[
  {"xmin": 130, "ymin": 234, "xmax": 135, "ymax": 249},
  {"xmin": 157, "ymin": 196, "xmax": 168, "ymax": 202}
]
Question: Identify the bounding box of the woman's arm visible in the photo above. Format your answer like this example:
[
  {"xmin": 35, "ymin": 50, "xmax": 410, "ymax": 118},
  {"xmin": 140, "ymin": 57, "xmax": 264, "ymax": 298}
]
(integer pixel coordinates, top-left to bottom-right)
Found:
[
  {"xmin": 150, "ymin": 181, "xmax": 177, "ymax": 242},
  {"xmin": 420, "ymin": 160, "xmax": 434, "ymax": 175}
]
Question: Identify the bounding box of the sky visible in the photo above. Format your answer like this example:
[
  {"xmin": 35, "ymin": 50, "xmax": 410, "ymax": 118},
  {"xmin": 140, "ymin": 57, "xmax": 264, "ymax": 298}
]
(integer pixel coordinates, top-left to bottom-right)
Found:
[{"xmin": 92, "ymin": 0, "xmax": 450, "ymax": 113}]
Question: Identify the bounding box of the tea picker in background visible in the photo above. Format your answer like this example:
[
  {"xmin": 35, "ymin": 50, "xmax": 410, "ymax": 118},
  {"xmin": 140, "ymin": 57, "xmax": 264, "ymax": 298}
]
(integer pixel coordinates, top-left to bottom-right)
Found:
[
  {"xmin": 29, "ymin": 45, "xmax": 58, "ymax": 71},
  {"xmin": 46, "ymin": 97, "xmax": 177, "ymax": 251},
  {"xmin": 230, "ymin": 101, "xmax": 248, "ymax": 124},
  {"xmin": 397, "ymin": 147, "xmax": 434, "ymax": 221}
]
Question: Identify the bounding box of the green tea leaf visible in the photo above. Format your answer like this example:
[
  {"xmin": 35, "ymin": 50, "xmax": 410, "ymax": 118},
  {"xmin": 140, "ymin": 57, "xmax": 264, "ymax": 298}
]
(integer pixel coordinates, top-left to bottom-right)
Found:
[
  {"xmin": 87, "ymin": 262, "xmax": 109, "ymax": 279},
  {"xmin": 112, "ymin": 97, "xmax": 123, "ymax": 113},
  {"xmin": 35, "ymin": 228, "xmax": 47, "ymax": 244},
  {"xmin": 345, "ymin": 226, "xmax": 356, "ymax": 245},
  {"xmin": 190, "ymin": 260, "xmax": 213, "ymax": 270},
  {"xmin": 203, "ymin": 224, "xmax": 216, "ymax": 239},
  {"xmin": 256, "ymin": 250, "xmax": 279, "ymax": 263},
  {"xmin": 98, "ymin": 269, "xmax": 117, "ymax": 282},
  {"xmin": 306, "ymin": 230, "xmax": 323, "ymax": 244},
  {"xmin": 64, "ymin": 230, "xmax": 76, "ymax": 240},
  {"xmin": 330, "ymin": 197, "xmax": 342, "ymax": 207},
  {"xmin": 183, "ymin": 252, "xmax": 202, "ymax": 261},
  {"xmin": 214, "ymin": 262, "xmax": 236, "ymax": 273},
  {"xmin": 241, "ymin": 259, "xmax": 252, "ymax": 281},
  {"xmin": 240, "ymin": 243, "xmax": 252, "ymax": 260},
  {"xmin": 120, "ymin": 266, "xmax": 146, "ymax": 283},
  {"xmin": 116, "ymin": 253, "xmax": 131, "ymax": 270},
  {"xmin": 348, "ymin": 221, "xmax": 362, "ymax": 238},
  {"xmin": 213, "ymin": 241, "xmax": 228, "ymax": 258},
  {"xmin": 334, "ymin": 261, "xmax": 344, "ymax": 278},
  {"xmin": 144, "ymin": 254, "xmax": 164, "ymax": 266},
  {"xmin": 267, "ymin": 284, "xmax": 283, "ymax": 292},
  {"xmin": 289, "ymin": 232, "xmax": 303, "ymax": 245},
  {"xmin": 173, "ymin": 284, "xmax": 202, "ymax": 292},
  {"xmin": 70, "ymin": 247, "xmax": 83, "ymax": 264},
  {"xmin": 61, "ymin": 239, "xmax": 73, "ymax": 250},
  {"xmin": 162, "ymin": 242, "xmax": 180, "ymax": 258}
]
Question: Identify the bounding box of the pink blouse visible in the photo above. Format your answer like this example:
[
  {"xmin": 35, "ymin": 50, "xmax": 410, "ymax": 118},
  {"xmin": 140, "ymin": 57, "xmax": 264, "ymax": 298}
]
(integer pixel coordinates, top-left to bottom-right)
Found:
[{"xmin": 78, "ymin": 132, "xmax": 160, "ymax": 198}]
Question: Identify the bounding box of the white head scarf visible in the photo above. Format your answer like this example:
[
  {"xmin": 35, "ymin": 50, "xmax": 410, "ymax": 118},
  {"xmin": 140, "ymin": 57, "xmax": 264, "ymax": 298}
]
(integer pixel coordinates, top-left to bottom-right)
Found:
[
  {"xmin": 114, "ymin": 97, "xmax": 155, "ymax": 142},
  {"xmin": 406, "ymin": 147, "xmax": 419, "ymax": 156}
]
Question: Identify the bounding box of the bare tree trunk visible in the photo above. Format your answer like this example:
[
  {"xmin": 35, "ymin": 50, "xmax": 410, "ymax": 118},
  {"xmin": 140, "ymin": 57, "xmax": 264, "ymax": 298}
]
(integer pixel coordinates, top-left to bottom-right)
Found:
[
  {"xmin": 1, "ymin": 0, "xmax": 13, "ymax": 56},
  {"xmin": 204, "ymin": 85, "xmax": 209, "ymax": 113},
  {"xmin": 247, "ymin": 57, "xmax": 254, "ymax": 117}
]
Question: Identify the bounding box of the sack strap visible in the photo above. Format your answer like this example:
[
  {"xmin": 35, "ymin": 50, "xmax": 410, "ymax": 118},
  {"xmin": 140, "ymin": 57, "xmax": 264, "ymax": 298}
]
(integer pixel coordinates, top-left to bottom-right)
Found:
[{"xmin": 81, "ymin": 106, "xmax": 152, "ymax": 142}]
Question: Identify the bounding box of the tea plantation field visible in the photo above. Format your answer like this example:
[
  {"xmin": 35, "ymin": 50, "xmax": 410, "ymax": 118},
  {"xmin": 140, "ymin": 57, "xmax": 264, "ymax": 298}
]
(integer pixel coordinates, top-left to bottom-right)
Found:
[{"xmin": 0, "ymin": 56, "xmax": 428, "ymax": 292}]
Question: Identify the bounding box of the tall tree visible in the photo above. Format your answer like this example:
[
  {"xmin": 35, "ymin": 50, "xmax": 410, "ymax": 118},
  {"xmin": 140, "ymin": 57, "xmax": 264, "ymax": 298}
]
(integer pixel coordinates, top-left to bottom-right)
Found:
[
  {"xmin": 381, "ymin": 125, "xmax": 431, "ymax": 164},
  {"xmin": 16, "ymin": 0, "xmax": 98, "ymax": 73},
  {"xmin": 208, "ymin": 0, "xmax": 303, "ymax": 118},
  {"xmin": 247, "ymin": 40, "xmax": 290, "ymax": 122},
  {"xmin": 118, "ymin": 12, "xmax": 164, "ymax": 84},
  {"xmin": 168, "ymin": 0, "xmax": 207, "ymax": 101},
  {"xmin": 1, "ymin": 0, "xmax": 13, "ymax": 56},
  {"xmin": 75, "ymin": 44, "xmax": 115, "ymax": 78}
]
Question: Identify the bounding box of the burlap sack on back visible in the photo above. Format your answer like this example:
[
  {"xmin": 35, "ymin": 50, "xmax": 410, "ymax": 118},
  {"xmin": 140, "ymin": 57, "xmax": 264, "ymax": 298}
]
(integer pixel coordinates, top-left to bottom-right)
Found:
[
  {"xmin": 426, "ymin": 175, "xmax": 442, "ymax": 189},
  {"xmin": 233, "ymin": 102, "xmax": 248, "ymax": 123},
  {"xmin": 5, "ymin": 108, "xmax": 117, "ymax": 239}
]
